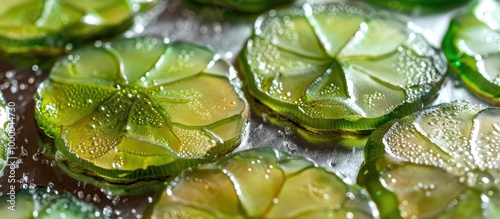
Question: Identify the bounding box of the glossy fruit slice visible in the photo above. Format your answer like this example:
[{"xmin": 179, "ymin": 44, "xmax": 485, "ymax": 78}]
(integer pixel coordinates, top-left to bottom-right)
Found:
[
  {"xmin": 183, "ymin": 0, "xmax": 294, "ymax": 13},
  {"xmin": 364, "ymin": 0, "xmax": 471, "ymax": 13},
  {"xmin": 35, "ymin": 36, "xmax": 248, "ymax": 186},
  {"xmin": 145, "ymin": 147, "xmax": 377, "ymax": 218},
  {"xmin": 0, "ymin": 187, "xmax": 105, "ymax": 218},
  {"xmin": 358, "ymin": 101, "xmax": 500, "ymax": 218},
  {"xmin": 246, "ymin": 89, "xmax": 370, "ymax": 148},
  {"xmin": 238, "ymin": 2, "xmax": 447, "ymax": 133},
  {"xmin": 0, "ymin": 0, "xmax": 158, "ymax": 65},
  {"xmin": 443, "ymin": 0, "xmax": 500, "ymax": 106},
  {"xmin": 0, "ymin": 95, "xmax": 9, "ymax": 175}
]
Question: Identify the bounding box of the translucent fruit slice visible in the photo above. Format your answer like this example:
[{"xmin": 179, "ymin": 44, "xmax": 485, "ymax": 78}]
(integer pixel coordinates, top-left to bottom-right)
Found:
[
  {"xmin": 35, "ymin": 36, "xmax": 249, "ymax": 186},
  {"xmin": 0, "ymin": 0, "xmax": 158, "ymax": 64},
  {"xmin": 443, "ymin": 0, "xmax": 500, "ymax": 105},
  {"xmin": 0, "ymin": 187, "xmax": 105, "ymax": 219},
  {"xmin": 358, "ymin": 101, "xmax": 500, "ymax": 218},
  {"xmin": 0, "ymin": 95, "xmax": 9, "ymax": 175},
  {"xmin": 238, "ymin": 2, "xmax": 447, "ymax": 133},
  {"xmin": 144, "ymin": 147, "xmax": 377, "ymax": 218},
  {"xmin": 183, "ymin": 0, "xmax": 294, "ymax": 13},
  {"xmin": 364, "ymin": 0, "xmax": 471, "ymax": 13}
]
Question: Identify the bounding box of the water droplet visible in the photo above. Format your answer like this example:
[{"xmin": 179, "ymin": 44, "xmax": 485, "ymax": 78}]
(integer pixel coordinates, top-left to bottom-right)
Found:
[
  {"xmin": 103, "ymin": 206, "xmax": 113, "ymax": 217},
  {"xmin": 262, "ymin": 113, "xmax": 269, "ymax": 122},
  {"xmin": 93, "ymin": 194, "xmax": 101, "ymax": 203},
  {"xmin": 77, "ymin": 191, "xmax": 84, "ymax": 199}
]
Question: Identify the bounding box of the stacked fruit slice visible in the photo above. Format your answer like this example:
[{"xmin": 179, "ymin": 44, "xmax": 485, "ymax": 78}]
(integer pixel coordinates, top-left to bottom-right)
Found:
[
  {"xmin": 145, "ymin": 147, "xmax": 378, "ymax": 218},
  {"xmin": 364, "ymin": 0, "xmax": 471, "ymax": 13},
  {"xmin": 0, "ymin": 187, "xmax": 106, "ymax": 218},
  {"xmin": 358, "ymin": 101, "xmax": 500, "ymax": 218},
  {"xmin": 35, "ymin": 36, "xmax": 248, "ymax": 191},
  {"xmin": 0, "ymin": 0, "xmax": 159, "ymax": 64},
  {"xmin": 184, "ymin": 0, "xmax": 294, "ymax": 13},
  {"xmin": 443, "ymin": 0, "xmax": 500, "ymax": 105},
  {"xmin": 238, "ymin": 2, "xmax": 447, "ymax": 134}
]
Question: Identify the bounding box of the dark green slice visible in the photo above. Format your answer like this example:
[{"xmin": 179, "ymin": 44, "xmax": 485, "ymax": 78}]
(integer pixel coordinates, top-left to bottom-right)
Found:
[
  {"xmin": 364, "ymin": 0, "xmax": 471, "ymax": 13},
  {"xmin": 245, "ymin": 87, "xmax": 370, "ymax": 148},
  {"xmin": 0, "ymin": 0, "xmax": 158, "ymax": 65},
  {"xmin": 35, "ymin": 36, "xmax": 248, "ymax": 189},
  {"xmin": 358, "ymin": 101, "xmax": 500, "ymax": 218},
  {"xmin": 183, "ymin": 0, "xmax": 294, "ymax": 13},
  {"xmin": 443, "ymin": 0, "xmax": 500, "ymax": 106},
  {"xmin": 0, "ymin": 187, "xmax": 106, "ymax": 219},
  {"xmin": 145, "ymin": 147, "xmax": 377, "ymax": 218},
  {"xmin": 238, "ymin": 2, "xmax": 446, "ymax": 134}
]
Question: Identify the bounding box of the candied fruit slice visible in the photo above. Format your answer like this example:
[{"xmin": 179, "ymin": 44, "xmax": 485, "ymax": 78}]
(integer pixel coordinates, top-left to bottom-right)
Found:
[
  {"xmin": 443, "ymin": 0, "xmax": 500, "ymax": 105},
  {"xmin": 0, "ymin": 95, "xmax": 9, "ymax": 175},
  {"xmin": 358, "ymin": 101, "xmax": 500, "ymax": 218},
  {"xmin": 183, "ymin": 0, "xmax": 294, "ymax": 13},
  {"xmin": 0, "ymin": 0, "xmax": 158, "ymax": 64},
  {"xmin": 238, "ymin": 2, "xmax": 446, "ymax": 133},
  {"xmin": 0, "ymin": 187, "xmax": 106, "ymax": 219},
  {"xmin": 35, "ymin": 36, "xmax": 248, "ymax": 188},
  {"xmin": 363, "ymin": 0, "xmax": 471, "ymax": 13},
  {"xmin": 145, "ymin": 147, "xmax": 377, "ymax": 218}
]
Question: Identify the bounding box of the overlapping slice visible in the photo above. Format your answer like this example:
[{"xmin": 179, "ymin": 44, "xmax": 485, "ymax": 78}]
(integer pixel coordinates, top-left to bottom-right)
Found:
[
  {"xmin": 183, "ymin": 0, "xmax": 294, "ymax": 13},
  {"xmin": 35, "ymin": 36, "xmax": 248, "ymax": 187},
  {"xmin": 358, "ymin": 101, "xmax": 500, "ymax": 218},
  {"xmin": 145, "ymin": 147, "xmax": 377, "ymax": 218},
  {"xmin": 364, "ymin": 0, "xmax": 471, "ymax": 13},
  {"xmin": 0, "ymin": 187, "xmax": 106, "ymax": 219},
  {"xmin": 443, "ymin": 0, "xmax": 500, "ymax": 105},
  {"xmin": 238, "ymin": 2, "xmax": 446, "ymax": 133},
  {"xmin": 0, "ymin": 0, "xmax": 158, "ymax": 64}
]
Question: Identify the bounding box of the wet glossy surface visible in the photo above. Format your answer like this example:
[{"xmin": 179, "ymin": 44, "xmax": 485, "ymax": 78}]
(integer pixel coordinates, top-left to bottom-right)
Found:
[
  {"xmin": 364, "ymin": 0, "xmax": 471, "ymax": 14},
  {"xmin": 0, "ymin": 187, "xmax": 105, "ymax": 218},
  {"xmin": 358, "ymin": 101, "xmax": 500, "ymax": 218},
  {"xmin": 0, "ymin": 0, "xmax": 158, "ymax": 65},
  {"xmin": 146, "ymin": 147, "xmax": 377, "ymax": 219},
  {"xmin": 443, "ymin": 0, "xmax": 500, "ymax": 106},
  {"xmin": 0, "ymin": 95, "xmax": 7, "ymax": 175},
  {"xmin": 0, "ymin": 0, "xmax": 493, "ymax": 218},
  {"xmin": 35, "ymin": 37, "xmax": 248, "ymax": 190},
  {"xmin": 239, "ymin": 2, "xmax": 446, "ymax": 133},
  {"xmin": 184, "ymin": 0, "xmax": 295, "ymax": 13}
]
